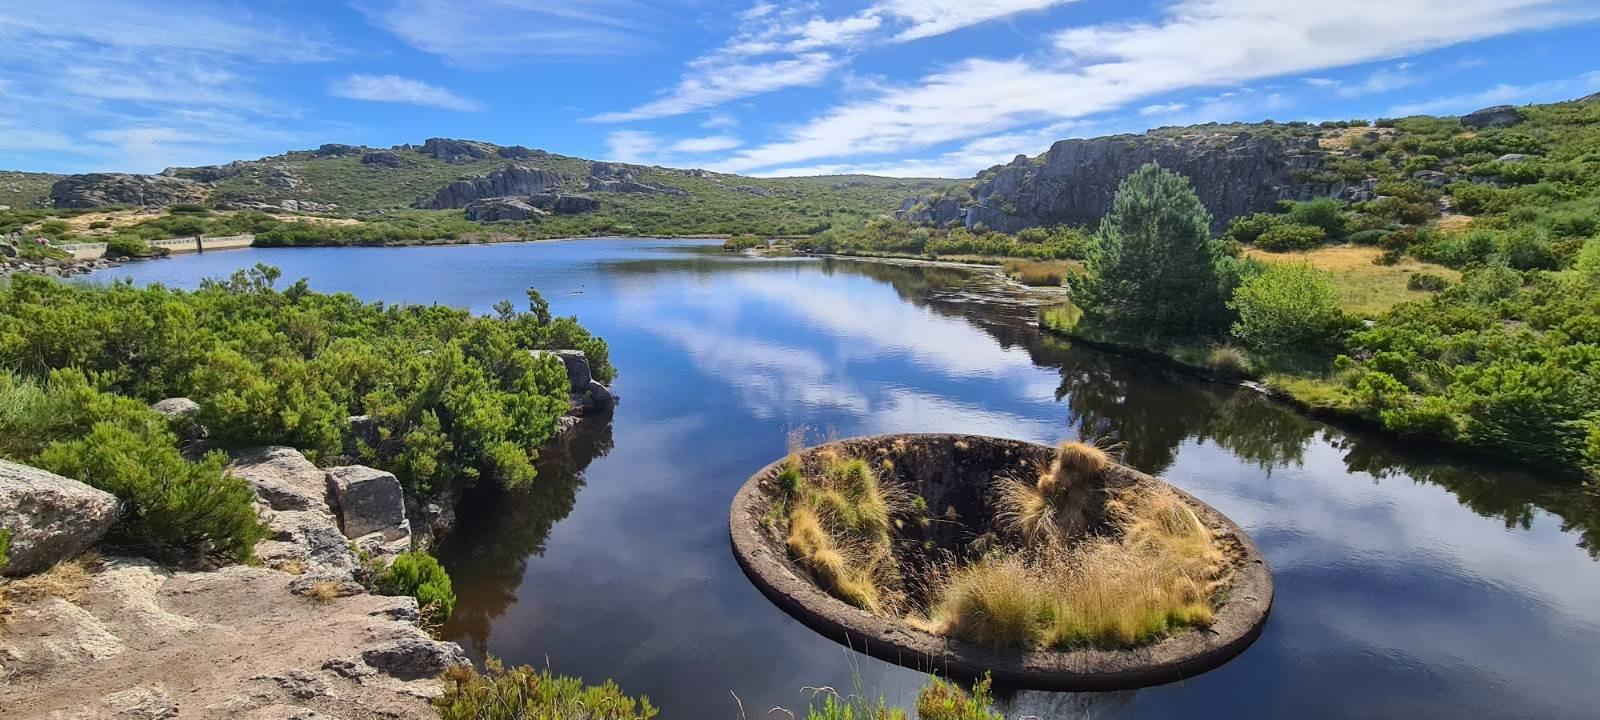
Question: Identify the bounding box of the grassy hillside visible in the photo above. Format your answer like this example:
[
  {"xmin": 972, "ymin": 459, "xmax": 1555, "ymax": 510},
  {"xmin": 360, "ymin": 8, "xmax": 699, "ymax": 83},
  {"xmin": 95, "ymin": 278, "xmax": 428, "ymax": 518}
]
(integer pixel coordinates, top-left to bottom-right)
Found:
[
  {"xmin": 0, "ymin": 171, "xmax": 58, "ymax": 209},
  {"xmin": 190, "ymin": 145, "xmax": 946, "ymax": 238}
]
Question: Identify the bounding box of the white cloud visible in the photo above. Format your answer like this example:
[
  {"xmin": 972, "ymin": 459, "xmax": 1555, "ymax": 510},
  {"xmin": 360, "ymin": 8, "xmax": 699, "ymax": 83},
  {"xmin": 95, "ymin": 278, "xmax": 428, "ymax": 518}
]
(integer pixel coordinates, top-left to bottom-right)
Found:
[
  {"xmin": 1336, "ymin": 64, "xmax": 1422, "ymax": 98},
  {"xmin": 669, "ymin": 135, "xmax": 743, "ymax": 153},
  {"xmin": 587, "ymin": 53, "xmax": 840, "ymax": 123},
  {"xmin": 588, "ymin": 0, "xmax": 1085, "ymax": 122},
  {"xmin": 328, "ymin": 74, "xmax": 482, "ymax": 112},
  {"xmin": 605, "ymin": 130, "xmax": 744, "ymax": 164},
  {"xmin": 606, "ymin": 130, "xmax": 660, "ymax": 164},
  {"xmin": 1303, "ymin": 77, "xmax": 1341, "ymax": 88},
  {"xmin": 1386, "ymin": 70, "xmax": 1600, "ymax": 116},
  {"xmin": 357, "ymin": 0, "xmax": 662, "ymax": 65},
  {"xmin": 1139, "ymin": 102, "xmax": 1188, "ymax": 116},
  {"xmin": 878, "ymin": 0, "xmax": 1081, "ymax": 42},
  {"xmin": 719, "ymin": 0, "xmax": 1597, "ymax": 174},
  {"xmin": 0, "ymin": 0, "xmax": 335, "ymax": 62}
]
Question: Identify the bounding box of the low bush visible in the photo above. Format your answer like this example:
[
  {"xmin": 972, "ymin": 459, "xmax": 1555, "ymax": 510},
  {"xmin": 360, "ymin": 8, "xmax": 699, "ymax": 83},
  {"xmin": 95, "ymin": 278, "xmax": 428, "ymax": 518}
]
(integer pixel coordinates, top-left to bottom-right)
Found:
[
  {"xmin": 723, "ymin": 234, "xmax": 763, "ymax": 251},
  {"xmin": 1286, "ymin": 197, "xmax": 1348, "ymax": 239},
  {"xmin": 1406, "ymin": 272, "xmax": 1451, "ymax": 291},
  {"xmin": 104, "ymin": 234, "xmax": 160, "ymax": 259},
  {"xmin": 1, "ymin": 369, "xmax": 266, "ymax": 563},
  {"xmin": 1255, "ymin": 223, "xmax": 1326, "ymax": 252},
  {"xmin": 1224, "ymin": 212, "xmax": 1284, "ymax": 245},
  {"xmin": 0, "ymin": 529, "xmax": 10, "ymax": 572},
  {"xmin": 1229, "ymin": 263, "xmax": 1346, "ymax": 351},
  {"xmin": 437, "ymin": 659, "xmax": 658, "ymax": 720},
  {"xmin": 378, "ymin": 551, "xmax": 457, "ymax": 624},
  {"xmin": 1205, "ymin": 345, "xmax": 1254, "ymax": 379}
]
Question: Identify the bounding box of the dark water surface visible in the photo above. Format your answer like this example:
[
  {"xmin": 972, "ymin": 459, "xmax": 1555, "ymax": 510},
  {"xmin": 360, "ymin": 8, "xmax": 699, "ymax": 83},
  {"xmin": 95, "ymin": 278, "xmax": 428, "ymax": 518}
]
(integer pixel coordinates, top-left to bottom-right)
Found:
[{"xmin": 90, "ymin": 239, "xmax": 1600, "ymax": 719}]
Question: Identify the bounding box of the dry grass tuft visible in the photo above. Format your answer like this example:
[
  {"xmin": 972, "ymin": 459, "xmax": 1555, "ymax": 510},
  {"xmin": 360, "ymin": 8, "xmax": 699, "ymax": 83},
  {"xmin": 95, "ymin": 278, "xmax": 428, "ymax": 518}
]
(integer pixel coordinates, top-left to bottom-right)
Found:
[
  {"xmin": 924, "ymin": 483, "xmax": 1226, "ymax": 649},
  {"xmin": 784, "ymin": 453, "xmax": 905, "ymax": 615},
  {"xmin": 995, "ymin": 441, "xmax": 1110, "ymax": 545},
  {"xmin": 305, "ymin": 580, "xmax": 342, "ymax": 603},
  {"xmin": 0, "ymin": 554, "xmax": 98, "ymax": 625}
]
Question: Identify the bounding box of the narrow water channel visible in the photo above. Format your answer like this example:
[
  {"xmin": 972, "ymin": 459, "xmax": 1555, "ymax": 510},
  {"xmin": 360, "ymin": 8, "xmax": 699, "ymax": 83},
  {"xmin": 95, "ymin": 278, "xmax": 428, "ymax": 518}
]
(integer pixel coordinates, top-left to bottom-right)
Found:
[{"xmin": 90, "ymin": 238, "xmax": 1600, "ymax": 719}]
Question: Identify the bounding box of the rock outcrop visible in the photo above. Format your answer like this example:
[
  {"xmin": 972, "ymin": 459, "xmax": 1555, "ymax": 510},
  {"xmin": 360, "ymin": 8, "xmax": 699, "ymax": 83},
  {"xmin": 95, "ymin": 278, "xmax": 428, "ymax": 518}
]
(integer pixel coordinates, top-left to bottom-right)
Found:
[
  {"xmin": 423, "ymin": 164, "xmax": 566, "ymax": 209},
  {"xmin": 325, "ymin": 465, "xmax": 411, "ymax": 543},
  {"xmin": 0, "ymin": 557, "xmax": 464, "ymax": 719},
  {"xmin": 531, "ymin": 193, "xmax": 600, "ymax": 215},
  {"xmin": 531, "ymin": 349, "xmax": 616, "ymax": 430},
  {"xmin": 586, "ymin": 161, "xmax": 690, "ymax": 196},
  {"xmin": 0, "ymin": 461, "xmax": 119, "ymax": 577},
  {"xmin": 229, "ymin": 446, "xmax": 335, "ymax": 515},
  {"xmin": 420, "ymin": 137, "xmax": 497, "ymax": 163},
  {"xmin": 265, "ymin": 166, "xmax": 301, "ymax": 190},
  {"xmin": 1461, "ymin": 105, "xmax": 1523, "ymax": 129},
  {"xmin": 463, "ymin": 197, "xmax": 545, "ymax": 222},
  {"xmin": 899, "ymin": 131, "xmax": 1332, "ymax": 233},
  {"xmin": 314, "ymin": 143, "xmax": 362, "ymax": 157},
  {"xmin": 361, "ymin": 151, "xmax": 407, "ymax": 167},
  {"xmin": 50, "ymin": 173, "xmax": 208, "ymax": 209},
  {"xmin": 498, "ymin": 145, "xmax": 546, "ymax": 160}
]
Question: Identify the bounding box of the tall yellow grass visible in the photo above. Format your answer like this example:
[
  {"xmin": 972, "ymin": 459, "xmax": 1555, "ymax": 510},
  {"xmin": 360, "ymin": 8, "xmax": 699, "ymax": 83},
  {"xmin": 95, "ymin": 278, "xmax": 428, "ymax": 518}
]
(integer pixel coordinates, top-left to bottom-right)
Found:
[
  {"xmin": 786, "ymin": 453, "xmax": 903, "ymax": 614},
  {"xmin": 994, "ymin": 441, "xmax": 1108, "ymax": 546},
  {"xmin": 924, "ymin": 483, "xmax": 1225, "ymax": 649}
]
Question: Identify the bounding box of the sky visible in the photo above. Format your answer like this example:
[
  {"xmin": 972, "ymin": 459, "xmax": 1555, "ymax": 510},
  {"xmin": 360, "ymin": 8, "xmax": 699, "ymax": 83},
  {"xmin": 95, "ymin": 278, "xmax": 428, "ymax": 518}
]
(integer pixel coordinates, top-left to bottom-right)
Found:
[{"xmin": 1, "ymin": 0, "xmax": 1598, "ymax": 179}]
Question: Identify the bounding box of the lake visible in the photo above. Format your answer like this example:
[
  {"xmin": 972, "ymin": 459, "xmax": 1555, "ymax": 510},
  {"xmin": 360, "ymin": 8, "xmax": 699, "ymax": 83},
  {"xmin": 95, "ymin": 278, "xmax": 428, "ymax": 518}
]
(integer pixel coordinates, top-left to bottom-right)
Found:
[{"xmin": 88, "ymin": 238, "xmax": 1600, "ymax": 719}]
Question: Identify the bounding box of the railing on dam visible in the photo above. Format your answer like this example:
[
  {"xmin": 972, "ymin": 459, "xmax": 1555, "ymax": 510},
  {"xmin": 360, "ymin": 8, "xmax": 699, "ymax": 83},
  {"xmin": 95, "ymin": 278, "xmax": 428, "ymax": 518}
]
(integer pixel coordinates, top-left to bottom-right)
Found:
[{"xmin": 47, "ymin": 234, "xmax": 255, "ymax": 261}]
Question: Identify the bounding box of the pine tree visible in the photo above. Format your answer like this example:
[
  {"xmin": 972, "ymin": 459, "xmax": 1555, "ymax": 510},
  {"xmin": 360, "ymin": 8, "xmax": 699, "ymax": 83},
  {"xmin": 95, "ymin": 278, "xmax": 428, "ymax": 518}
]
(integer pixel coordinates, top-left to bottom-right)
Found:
[{"xmin": 1071, "ymin": 162, "xmax": 1237, "ymax": 337}]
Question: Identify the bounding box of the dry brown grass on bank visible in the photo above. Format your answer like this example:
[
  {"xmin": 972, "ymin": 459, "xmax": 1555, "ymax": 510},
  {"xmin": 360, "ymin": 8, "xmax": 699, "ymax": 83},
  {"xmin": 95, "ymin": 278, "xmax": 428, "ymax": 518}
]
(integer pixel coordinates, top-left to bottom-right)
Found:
[
  {"xmin": 0, "ymin": 554, "xmax": 98, "ymax": 625},
  {"xmin": 305, "ymin": 580, "xmax": 342, "ymax": 603},
  {"xmin": 1245, "ymin": 245, "xmax": 1460, "ymax": 316},
  {"xmin": 1001, "ymin": 259, "xmax": 1074, "ymax": 287},
  {"xmin": 785, "ymin": 453, "xmax": 905, "ymax": 615},
  {"xmin": 922, "ymin": 482, "xmax": 1225, "ymax": 650}
]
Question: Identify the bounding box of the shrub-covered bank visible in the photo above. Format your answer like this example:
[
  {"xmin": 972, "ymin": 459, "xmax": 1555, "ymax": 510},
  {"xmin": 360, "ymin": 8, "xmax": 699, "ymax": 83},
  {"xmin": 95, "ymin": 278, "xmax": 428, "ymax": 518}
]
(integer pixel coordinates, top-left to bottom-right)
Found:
[
  {"xmin": 0, "ymin": 267, "xmax": 612, "ymax": 561},
  {"xmin": 1044, "ymin": 153, "xmax": 1600, "ymax": 480}
]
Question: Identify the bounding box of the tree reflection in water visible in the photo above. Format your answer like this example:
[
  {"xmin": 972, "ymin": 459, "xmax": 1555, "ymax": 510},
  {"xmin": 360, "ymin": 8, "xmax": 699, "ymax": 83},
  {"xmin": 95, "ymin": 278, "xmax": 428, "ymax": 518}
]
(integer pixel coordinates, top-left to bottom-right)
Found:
[{"xmin": 436, "ymin": 414, "xmax": 616, "ymax": 657}]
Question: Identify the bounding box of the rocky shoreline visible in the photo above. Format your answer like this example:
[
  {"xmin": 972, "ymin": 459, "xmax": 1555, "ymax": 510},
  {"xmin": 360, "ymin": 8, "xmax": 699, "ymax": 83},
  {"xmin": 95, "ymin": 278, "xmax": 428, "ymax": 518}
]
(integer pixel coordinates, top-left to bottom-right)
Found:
[
  {"xmin": 1, "ymin": 255, "xmax": 130, "ymax": 279},
  {"xmin": 0, "ymin": 350, "xmax": 617, "ymax": 719}
]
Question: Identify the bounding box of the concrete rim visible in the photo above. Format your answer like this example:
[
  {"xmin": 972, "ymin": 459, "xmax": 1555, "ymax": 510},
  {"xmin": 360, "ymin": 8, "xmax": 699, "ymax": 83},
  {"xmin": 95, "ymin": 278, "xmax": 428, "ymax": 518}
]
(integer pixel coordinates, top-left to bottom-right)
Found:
[{"xmin": 729, "ymin": 433, "xmax": 1273, "ymax": 691}]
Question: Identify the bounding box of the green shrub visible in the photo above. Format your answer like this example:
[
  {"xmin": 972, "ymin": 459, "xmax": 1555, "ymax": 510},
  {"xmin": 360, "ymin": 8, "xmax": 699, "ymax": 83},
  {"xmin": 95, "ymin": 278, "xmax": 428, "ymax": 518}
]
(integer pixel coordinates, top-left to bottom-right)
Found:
[
  {"xmin": 34, "ymin": 423, "xmax": 266, "ymax": 563},
  {"xmin": 1346, "ymin": 228, "xmax": 1391, "ymax": 246},
  {"xmin": 104, "ymin": 234, "xmax": 160, "ymax": 259},
  {"xmin": 1407, "ymin": 273, "xmax": 1451, "ymax": 291},
  {"xmin": 915, "ymin": 675, "xmax": 1003, "ymax": 720},
  {"xmin": 437, "ymin": 660, "xmax": 657, "ymax": 720},
  {"xmin": 723, "ymin": 234, "xmax": 763, "ymax": 251},
  {"xmin": 1230, "ymin": 263, "xmax": 1346, "ymax": 351},
  {"xmin": 0, "ymin": 529, "xmax": 10, "ymax": 572},
  {"xmin": 88, "ymin": 220, "xmax": 112, "ymax": 230},
  {"xmin": 1224, "ymin": 212, "xmax": 1284, "ymax": 245},
  {"xmin": 1205, "ymin": 345, "xmax": 1254, "ymax": 379},
  {"xmin": 1, "ymin": 369, "xmax": 262, "ymax": 564},
  {"xmin": 166, "ymin": 203, "xmax": 210, "ymax": 215},
  {"xmin": 1286, "ymin": 197, "xmax": 1348, "ymax": 239},
  {"xmin": 378, "ymin": 551, "xmax": 456, "ymax": 623},
  {"xmin": 1255, "ymin": 223, "xmax": 1326, "ymax": 251}
]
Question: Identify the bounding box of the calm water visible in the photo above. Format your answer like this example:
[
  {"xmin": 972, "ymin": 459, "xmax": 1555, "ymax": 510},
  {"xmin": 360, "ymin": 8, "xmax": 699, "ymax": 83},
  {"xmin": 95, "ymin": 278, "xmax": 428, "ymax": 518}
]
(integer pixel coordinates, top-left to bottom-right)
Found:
[{"xmin": 90, "ymin": 239, "xmax": 1600, "ymax": 719}]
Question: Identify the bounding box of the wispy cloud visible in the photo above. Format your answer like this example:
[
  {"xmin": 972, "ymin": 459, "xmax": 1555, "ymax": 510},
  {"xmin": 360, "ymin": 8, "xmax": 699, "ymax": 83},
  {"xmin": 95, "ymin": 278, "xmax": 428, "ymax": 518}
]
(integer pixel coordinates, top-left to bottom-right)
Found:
[
  {"xmin": 605, "ymin": 130, "xmax": 744, "ymax": 164},
  {"xmin": 1336, "ymin": 64, "xmax": 1422, "ymax": 98},
  {"xmin": 587, "ymin": 53, "xmax": 840, "ymax": 123},
  {"xmin": 589, "ymin": 0, "xmax": 1084, "ymax": 123},
  {"xmin": 717, "ymin": 0, "xmax": 1598, "ymax": 174},
  {"xmin": 357, "ymin": 0, "xmax": 665, "ymax": 65},
  {"xmin": 1386, "ymin": 70, "xmax": 1600, "ymax": 116},
  {"xmin": 328, "ymin": 74, "xmax": 482, "ymax": 112}
]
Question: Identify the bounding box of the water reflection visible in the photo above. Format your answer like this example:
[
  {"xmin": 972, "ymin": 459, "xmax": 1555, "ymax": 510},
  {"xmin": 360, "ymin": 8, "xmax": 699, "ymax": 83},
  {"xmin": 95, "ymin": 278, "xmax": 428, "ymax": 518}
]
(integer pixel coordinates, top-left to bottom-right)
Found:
[
  {"xmin": 439, "ymin": 416, "xmax": 615, "ymax": 658},
  {"xmin": 85, "ymin": 240, "xmax": 1600, "ymax": 719}
]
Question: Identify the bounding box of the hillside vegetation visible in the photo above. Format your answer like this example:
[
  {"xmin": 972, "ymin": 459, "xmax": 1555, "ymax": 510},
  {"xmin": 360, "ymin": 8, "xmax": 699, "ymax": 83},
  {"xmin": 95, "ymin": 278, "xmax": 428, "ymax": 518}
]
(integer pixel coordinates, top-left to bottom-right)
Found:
[{"xmin": 1037, "ymin": 95, "xmax": 1600, "ymax": 479}]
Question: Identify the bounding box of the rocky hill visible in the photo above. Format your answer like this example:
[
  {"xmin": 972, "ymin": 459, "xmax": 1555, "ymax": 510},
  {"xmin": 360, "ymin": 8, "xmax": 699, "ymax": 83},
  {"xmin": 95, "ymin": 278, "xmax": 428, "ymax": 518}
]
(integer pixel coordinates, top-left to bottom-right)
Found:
[
  {"xmin": 22, "ymin": 138, "xmax": 947, "ymax": 238},
  {"xmin": 896, "ymin": 100, "xmax": 1599, "ymax": 234}
]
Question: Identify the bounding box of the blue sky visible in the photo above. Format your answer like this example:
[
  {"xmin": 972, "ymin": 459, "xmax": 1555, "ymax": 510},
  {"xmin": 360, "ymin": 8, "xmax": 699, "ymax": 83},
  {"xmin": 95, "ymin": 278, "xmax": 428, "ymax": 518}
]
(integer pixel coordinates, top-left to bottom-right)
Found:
[{"xmin": 2, "ymin": 0, "xmax": 1598, "ymax": 178}]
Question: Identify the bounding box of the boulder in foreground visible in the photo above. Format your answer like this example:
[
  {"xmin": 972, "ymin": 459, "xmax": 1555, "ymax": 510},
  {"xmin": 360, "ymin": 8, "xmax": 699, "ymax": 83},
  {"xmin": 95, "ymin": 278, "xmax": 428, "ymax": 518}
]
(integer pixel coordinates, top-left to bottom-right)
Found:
[{"xmin": 0, "ymin": 460, "xmax": 119, "ymax": 577}]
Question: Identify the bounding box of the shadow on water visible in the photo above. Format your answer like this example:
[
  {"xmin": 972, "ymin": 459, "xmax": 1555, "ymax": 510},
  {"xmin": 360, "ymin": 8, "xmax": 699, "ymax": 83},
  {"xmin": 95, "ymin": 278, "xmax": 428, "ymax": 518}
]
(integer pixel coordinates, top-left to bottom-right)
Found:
[{"xmin": 437, "ymin": 415, "xmax": 616, "ymax": 659}]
